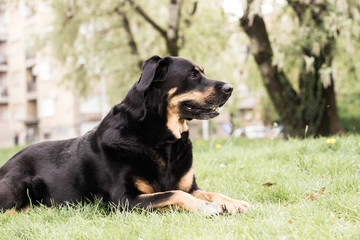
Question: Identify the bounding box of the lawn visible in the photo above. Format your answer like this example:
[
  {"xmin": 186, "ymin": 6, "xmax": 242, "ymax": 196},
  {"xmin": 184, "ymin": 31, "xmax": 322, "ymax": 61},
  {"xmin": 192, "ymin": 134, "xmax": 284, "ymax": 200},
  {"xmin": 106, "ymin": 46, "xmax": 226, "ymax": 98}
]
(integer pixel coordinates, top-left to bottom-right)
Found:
[{"xmin": 0, "ymin": 136, "xmax": 359, "ymax": 239}]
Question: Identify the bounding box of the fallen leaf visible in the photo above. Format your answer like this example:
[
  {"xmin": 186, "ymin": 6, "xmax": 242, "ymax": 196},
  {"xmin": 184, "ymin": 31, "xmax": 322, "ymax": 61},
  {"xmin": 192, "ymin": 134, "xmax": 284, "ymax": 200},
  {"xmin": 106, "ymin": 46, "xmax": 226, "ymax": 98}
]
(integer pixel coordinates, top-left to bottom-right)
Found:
[
  {"xmin": 317, "ymin": 186, "xmax": 326, "ymax": 195},
  {"xmin": 305, "ymin": 193, "xmax": 317, "ymax": 201},
  {"xmin": 305, "ymin": 187, "xmax": 326, "ymax": 201},
  {"xmin": 289, "ymin": 220, "xmax": 293, "ymax": 224},
  {"xmin": 4, "ymin": 209, "xmax": 17, "ymax": 216},
  {"xmin": 263, "ymin": 182, "xmax": 276, "ymax": 188}
]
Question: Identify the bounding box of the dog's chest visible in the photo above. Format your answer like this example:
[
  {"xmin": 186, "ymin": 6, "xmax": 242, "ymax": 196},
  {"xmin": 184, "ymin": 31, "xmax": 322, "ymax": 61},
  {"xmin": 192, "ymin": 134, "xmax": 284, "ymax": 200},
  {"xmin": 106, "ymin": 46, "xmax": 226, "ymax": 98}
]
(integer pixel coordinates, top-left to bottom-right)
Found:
[
  {"xmin": 133, "ymin": 145, "xmax": 193, "ymax": 193},
  {"xmin": 150, "ymin": 150, "xmax": 181, "ymax": 189},
  {"xmin": 148, "ymin": 149, "xmax": 167, "ymax": 174}
]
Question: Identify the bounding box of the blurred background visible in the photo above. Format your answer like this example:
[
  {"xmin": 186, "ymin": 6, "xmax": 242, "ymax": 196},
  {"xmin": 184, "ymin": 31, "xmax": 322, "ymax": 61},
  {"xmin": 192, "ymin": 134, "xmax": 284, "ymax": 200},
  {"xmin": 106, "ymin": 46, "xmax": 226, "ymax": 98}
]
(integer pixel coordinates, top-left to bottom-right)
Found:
[{"xmin": 0, "ymin": 0, "xmax": 359, "ymax": 147}]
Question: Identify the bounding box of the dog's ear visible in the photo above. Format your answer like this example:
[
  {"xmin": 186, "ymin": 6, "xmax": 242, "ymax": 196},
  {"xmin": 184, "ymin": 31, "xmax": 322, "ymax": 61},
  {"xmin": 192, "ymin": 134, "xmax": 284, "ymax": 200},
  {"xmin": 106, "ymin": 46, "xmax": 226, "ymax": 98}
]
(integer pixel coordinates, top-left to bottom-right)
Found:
[
  {"xmin": 136, "ymin": 56, "xmax": 161, "ymax": 91},
  {"xmin": 153, "ymin": 57, "xmax": 170, "ymax": 84},
  {"xmin": 122, "ymin": 56, "xmax": 170, "ymax": 120},
  {"xmin": 136, "ymin": 56, "xmax": 170, "ymax": 91}
]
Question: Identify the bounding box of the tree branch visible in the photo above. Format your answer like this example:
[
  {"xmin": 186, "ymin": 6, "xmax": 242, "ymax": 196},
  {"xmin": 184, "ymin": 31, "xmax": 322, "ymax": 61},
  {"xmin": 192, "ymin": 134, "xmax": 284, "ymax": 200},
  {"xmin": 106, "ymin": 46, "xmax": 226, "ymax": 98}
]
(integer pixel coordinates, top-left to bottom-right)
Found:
[
  {"xmin": 114, "ymin": 9, "xmax": 138, "ymax": 55},
  {"xmin": 190, "ymin": 0, "xmax": 198, "ymax": 16},
  {"xmin": 287, "ymin": 0, "xmax": 307, "ymax": 22},
  {"xmin": 114, "ymin": 9, "xmax": 142, "ymax": 69},
  {"xmin": 126, "ymin": 0, "xmax": 167, "ymax": 39},
  {"xmin": 287, "ymin": 0, "xmax": 327, "ymax": 25}
]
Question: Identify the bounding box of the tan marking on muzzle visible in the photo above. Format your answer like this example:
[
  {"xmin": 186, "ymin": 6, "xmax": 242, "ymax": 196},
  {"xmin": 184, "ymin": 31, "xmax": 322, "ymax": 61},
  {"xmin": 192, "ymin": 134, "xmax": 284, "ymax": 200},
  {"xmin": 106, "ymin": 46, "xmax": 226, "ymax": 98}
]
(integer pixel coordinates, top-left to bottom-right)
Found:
[
  {"xmin": 166, "ymin": 87, "xmax": 213, "ymax": 138},
  {"xmin": 134, "ymin": 178, "xmax": 155, "ymax": 194}
]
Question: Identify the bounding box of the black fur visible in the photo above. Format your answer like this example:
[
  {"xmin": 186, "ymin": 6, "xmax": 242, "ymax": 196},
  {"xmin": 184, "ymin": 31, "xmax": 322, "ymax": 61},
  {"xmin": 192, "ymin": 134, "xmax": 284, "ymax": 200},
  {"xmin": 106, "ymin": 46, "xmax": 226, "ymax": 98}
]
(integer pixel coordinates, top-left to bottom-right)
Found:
[{"xmin": 0, "ymin": 56, "xmax": 235, "ymax": 212}]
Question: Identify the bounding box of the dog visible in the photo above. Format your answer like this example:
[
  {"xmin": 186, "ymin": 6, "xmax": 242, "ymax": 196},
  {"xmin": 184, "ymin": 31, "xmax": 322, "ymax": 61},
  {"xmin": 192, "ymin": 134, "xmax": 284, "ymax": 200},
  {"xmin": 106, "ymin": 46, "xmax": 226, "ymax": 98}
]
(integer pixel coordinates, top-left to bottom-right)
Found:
[{"xmin": 0, "ymin": 56, "xmax": 250, "ymax": 215}]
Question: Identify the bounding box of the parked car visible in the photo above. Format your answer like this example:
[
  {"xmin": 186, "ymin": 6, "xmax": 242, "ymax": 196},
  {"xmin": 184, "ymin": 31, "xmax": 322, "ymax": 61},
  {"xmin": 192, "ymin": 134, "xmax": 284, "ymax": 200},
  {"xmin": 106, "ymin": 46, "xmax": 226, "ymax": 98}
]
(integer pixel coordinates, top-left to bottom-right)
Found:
[{"xmin": 233, "ymin": 125, "xmax": 283, "ymax": 139}]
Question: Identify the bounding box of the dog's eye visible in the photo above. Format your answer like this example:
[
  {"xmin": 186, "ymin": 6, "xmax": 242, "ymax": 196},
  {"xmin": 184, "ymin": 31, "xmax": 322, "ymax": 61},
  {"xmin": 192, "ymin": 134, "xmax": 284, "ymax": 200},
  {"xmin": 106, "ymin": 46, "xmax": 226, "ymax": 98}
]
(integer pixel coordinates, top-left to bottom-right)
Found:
[{"xmin": 189, "ymin": 73, "xmax": 196, "ymax": 78}]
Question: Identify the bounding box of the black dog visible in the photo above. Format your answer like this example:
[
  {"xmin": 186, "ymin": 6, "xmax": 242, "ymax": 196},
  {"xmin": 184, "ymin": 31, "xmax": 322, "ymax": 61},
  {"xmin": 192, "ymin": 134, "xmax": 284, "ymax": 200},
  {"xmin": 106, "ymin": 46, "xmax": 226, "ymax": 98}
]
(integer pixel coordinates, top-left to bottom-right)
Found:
[{"xmin": 0, "ymin": 56, "xmax": 250, "ymax": 214}]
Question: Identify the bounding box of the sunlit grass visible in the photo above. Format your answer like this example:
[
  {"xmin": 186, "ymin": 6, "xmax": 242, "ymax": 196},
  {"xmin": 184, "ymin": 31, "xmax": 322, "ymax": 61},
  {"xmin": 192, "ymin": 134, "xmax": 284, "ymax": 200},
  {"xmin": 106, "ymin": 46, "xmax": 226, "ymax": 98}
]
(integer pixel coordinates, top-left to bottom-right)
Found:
[{"xmin": 1, "ymin": 135, "xmax": 360, "ymax": 239}]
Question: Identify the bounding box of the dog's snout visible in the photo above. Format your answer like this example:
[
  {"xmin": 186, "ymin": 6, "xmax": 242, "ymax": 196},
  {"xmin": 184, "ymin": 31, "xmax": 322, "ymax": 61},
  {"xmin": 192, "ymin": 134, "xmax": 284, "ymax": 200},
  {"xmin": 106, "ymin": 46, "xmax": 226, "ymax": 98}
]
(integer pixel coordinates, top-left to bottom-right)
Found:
[{"xmin": 221, "ymin": 83, "xmax": 233, "ymax": 94}]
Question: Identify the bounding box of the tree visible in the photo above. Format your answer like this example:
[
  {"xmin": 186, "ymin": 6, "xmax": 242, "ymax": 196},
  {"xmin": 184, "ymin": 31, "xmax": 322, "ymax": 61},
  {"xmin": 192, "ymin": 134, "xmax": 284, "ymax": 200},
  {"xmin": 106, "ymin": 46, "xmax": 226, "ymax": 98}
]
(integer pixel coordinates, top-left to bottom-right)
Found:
[
  {"xmin": 33, "ymin": 0, "xmax": 238, "ymax": 106},
  {"xmin": 39, "ymin": 0, "xmax": 204, "ymax": 101},
  {"xmin": 125, "ymin": 0, "xmax": 195, "ymax": 56},
  {"xmin": 239, "ymin": 0, "xmax": 360, "ymax": 137}
]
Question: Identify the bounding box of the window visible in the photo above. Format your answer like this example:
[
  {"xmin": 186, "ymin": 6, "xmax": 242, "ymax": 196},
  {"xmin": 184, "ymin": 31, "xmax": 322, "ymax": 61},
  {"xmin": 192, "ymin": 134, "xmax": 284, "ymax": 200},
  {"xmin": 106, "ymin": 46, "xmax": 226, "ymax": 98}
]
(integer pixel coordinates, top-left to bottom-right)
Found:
[
  {"xmin": 40, "ymin": 98, "xmax": 55, "ymax": 118},
  {"xmin": 0, "ymin": 43, "xmax": 7, "ymax": 65},
  {"xmin": 36, "ymin": 62, "xmax": 52, "ymax": 81},
  {"xmin": 0, "ymin": 104, "xmax": 9, "ymax": 121},
  {"xmin": 11, "ymin": 71, "xmax": 21, "ymax": 86},
  {"xmin": 0, "ymin": 74, "xmax": 8, "ymax": 97},
  {"xmin": 12, "ymin": 104, "xmax": 24, "ymax": 120},
  {"xmin": 0, "ymin": 10, "xmax": 7, "ymax": 27},
  {"xmin": 80, "ymin": 95, "xmax": 102, "ymax": 114}
]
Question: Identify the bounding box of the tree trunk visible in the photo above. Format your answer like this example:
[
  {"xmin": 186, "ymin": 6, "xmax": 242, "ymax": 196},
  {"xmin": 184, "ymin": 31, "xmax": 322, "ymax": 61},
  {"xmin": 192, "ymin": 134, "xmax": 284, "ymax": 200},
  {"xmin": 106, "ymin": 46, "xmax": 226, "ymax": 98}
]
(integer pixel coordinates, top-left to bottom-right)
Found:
[
  {"xmin": 318, "ymin": 76, "xmax": 342, "ymax": 135},
  {"xmin": 166, "ymin": 0, "xmax": 182, "ymax": 56},
  {"xmin": 240, "ymin": 9, "xmax": 342, "ymax": 137},
  {"xmin": 240, "ymin": 14, "xmax": 305, "ymax": 136},
  {"xmin": 300, "ymin": 44, "xmax": 342, "ymax": 136}
]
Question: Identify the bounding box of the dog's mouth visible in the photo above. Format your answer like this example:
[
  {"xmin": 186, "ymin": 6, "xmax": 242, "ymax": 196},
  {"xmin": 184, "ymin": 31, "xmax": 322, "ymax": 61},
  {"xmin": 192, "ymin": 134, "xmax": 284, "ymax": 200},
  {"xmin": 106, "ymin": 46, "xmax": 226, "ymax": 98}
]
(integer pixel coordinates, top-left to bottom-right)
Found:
[{"xmin": 180, "ymin": 101, "xmax": 225, "ymax": 120}]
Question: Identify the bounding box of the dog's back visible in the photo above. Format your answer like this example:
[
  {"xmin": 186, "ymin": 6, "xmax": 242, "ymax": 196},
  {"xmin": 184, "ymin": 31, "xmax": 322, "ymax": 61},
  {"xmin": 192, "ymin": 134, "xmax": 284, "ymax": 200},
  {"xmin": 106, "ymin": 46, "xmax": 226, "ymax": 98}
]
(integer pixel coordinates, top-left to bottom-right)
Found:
[{"xmin": 0, "ymin": 135, "xmax": 106, "ymax": 209}]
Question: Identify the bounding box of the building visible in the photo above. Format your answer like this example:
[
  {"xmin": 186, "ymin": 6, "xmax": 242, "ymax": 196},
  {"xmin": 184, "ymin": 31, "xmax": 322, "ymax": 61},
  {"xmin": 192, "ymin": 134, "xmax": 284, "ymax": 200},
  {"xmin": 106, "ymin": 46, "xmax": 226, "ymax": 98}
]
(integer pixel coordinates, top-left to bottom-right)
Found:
[{"xmin": 0, "ymin": 3, "xmax": 106, "ymax": 147}]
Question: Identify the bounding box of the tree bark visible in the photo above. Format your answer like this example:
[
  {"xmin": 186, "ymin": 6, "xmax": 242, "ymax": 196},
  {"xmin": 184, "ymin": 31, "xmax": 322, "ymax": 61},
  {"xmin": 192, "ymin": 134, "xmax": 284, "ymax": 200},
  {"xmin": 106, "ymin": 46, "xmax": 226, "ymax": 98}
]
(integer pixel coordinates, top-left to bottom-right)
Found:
[
  {"xmin": 166, "ymin": 0, "xmax": 182, "ymax": 56},
  {"xmin": 240, "ymin": 13, "xmax": 304, "ymax": 136},
  {"xmin": 240, "ymin": 2, "xmax": 343, "ymax": 137},
  {"xmin": 299, "ymin": 43, "xmax": 342, "ymax": 136}
]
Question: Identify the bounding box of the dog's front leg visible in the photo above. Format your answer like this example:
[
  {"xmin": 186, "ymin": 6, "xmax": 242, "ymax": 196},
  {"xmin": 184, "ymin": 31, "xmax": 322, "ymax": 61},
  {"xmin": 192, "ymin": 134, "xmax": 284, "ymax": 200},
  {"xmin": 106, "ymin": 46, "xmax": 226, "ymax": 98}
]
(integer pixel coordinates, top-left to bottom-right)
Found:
[
  {"xmin": 128, "ymin": 190, "xmax": 224, "ymax": 215},
  {"xmin": 192, "ymin": 190, "xmax": 251, "ymax": 214}
]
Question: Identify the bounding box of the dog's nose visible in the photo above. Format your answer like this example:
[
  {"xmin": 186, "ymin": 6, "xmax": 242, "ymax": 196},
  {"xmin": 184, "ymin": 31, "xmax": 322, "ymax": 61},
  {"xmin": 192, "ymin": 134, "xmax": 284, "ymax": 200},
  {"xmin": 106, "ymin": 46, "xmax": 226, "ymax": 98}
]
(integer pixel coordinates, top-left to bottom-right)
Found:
[{"xmin": 221, "ymin": 83, "xmax": 233, "ymax": 94}]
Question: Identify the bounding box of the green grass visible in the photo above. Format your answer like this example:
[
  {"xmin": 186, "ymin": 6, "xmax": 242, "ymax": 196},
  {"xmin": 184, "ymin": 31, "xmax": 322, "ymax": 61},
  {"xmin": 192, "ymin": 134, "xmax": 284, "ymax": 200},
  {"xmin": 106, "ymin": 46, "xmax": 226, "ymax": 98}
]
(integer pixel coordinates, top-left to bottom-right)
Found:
[{"xmin": 1, "ymin": 136, "xmax": 360, "ymax": 239}]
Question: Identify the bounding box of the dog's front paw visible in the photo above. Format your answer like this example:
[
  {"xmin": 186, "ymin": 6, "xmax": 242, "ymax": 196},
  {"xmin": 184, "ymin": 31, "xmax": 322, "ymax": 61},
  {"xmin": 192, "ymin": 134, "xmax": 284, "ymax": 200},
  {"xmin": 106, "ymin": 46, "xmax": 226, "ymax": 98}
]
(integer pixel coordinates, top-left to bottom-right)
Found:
[
  {"xmin": 221, "ymin": 199, "xmax": 251, "ymax": 214},
  {"xmin": 198, "ymin": 201, "xmax": 223, "ymax": 215}
]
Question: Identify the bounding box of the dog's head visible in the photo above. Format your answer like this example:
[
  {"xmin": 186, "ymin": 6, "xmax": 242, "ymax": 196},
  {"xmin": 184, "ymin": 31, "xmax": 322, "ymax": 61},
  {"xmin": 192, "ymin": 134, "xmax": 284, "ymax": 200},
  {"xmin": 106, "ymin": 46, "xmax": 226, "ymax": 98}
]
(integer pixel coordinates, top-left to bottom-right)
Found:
[{"xmin": 124, "ymin": 56, "xmax": 233, "ymax": 138}]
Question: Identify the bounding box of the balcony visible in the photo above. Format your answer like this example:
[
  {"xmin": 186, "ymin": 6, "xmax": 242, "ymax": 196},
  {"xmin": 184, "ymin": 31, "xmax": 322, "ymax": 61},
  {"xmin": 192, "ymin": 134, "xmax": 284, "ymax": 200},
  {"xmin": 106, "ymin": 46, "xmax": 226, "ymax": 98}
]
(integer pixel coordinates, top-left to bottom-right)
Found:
[
  {"xmin": 25, "ymin": 98, "xmax": 38, "ymax": 120},
  {"xmin": 24, "ymin": 120, "xmax": 39, "ymax": 144},
  {"xmin": 24, "ymin": 117, "xmax": 39, "ymax": 125},
  {"xmin": 27, "ymin": 80, "xmax": 37, "ymax": 92},
  {"xmin": 0, "ymin": 87, "xmax": 8, "ymax": 104},
  {"xmin": 0, "ymin": 52, "xmax": 7, "ymax": 72},
  {"xmin": 26, "ymin": 68, "xmax": 37, "ymax": 100},
  {"xmin": 27, "ymin": 82, "xmax": 37, "ymax": 100},
  {"xmin": 0, "ymin": 104, "xmax": 9, "ymax": 121},
  {"xmin": 24, "ymin": 98, "xmax": 39, "ymax": 143}
]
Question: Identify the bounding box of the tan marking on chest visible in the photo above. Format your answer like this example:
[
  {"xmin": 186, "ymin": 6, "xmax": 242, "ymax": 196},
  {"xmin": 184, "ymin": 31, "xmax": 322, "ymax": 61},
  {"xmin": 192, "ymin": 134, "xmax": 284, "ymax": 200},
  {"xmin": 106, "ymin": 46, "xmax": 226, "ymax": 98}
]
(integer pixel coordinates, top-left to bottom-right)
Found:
[
  {"xmin": 177, "ymin": 168, "xmax": 194, "ymax": 192},
  {"xmin": 134, "ymin": 178, "xmax": 155, "ymax": 194},
  {"xmin": 166, "ymin": 112, "xmax": 188, "ymax": 139},
  {"xmin": 167, "ymin": 87, "xmax": 187, "ymax": 139}
]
